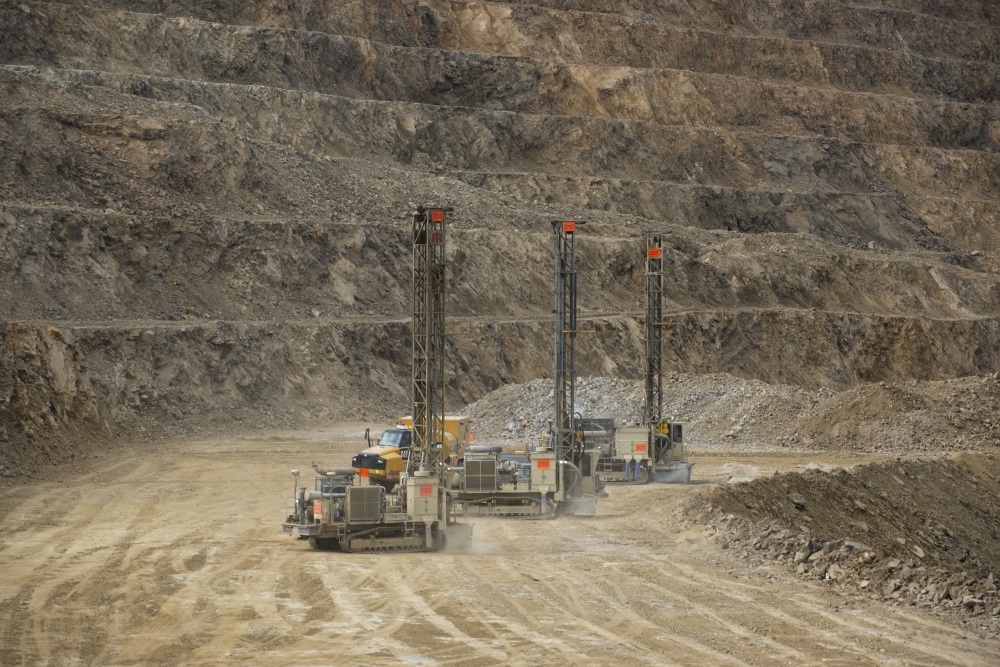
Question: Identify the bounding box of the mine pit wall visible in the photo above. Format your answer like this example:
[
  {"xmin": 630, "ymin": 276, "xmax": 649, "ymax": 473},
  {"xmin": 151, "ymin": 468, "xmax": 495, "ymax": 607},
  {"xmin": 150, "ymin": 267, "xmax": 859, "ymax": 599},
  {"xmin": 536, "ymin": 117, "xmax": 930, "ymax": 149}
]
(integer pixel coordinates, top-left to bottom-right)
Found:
[
  {"xmin": 4, "ymin": 6, "xmax": 999, "ymax": 158},
  {"xmin": 3, "ymin": 205, "xmax": 1000, "ymax": 325},
  {"xmin": 0, "ymin": 3, "xmax": 1000, "ymax": 250},
  {"xmin": 42, "ymin": 0, "xmax": 1000, "ymax": 46},
  {"xmin": 28, "ymin": 1, "xmax": 1000, "ymax": 84},
  {"xmin": 5, "ymin": 81, "xmax": 998, "ymax": 257},
  {"xmin": 4, "ymin": 313, "xmax": 1000, "ymax": 467},
  {"xmin": 4, "ymin": 201, "xmax": 1000, "ymax": 463},
  {"xmin": 9, "ymin": 65, "xmax": 995, "ymax": 201},
  {"xmin": 8, "ymin": 67, "xmax": 997, "ymax": 253},
  {"xmin": 3, "ymin": 5, "xmax": 999, "ymax": 206},
  {"xmin": 2, "ymin": 66, "xmax": 998, "ymax": 252},
  {"xmin": 3, "ymin": 0, "xmax": 999, "ymax": 469},
  {"xmin": 0, "ymin": 320, "xmax": 413, "ymax": 467}
]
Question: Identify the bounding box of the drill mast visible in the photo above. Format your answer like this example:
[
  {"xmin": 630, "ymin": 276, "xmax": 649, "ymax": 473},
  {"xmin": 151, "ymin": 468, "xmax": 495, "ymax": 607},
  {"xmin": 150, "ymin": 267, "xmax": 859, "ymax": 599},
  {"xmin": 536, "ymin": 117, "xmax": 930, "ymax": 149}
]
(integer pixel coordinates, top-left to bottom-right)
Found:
[
  {"xmin": 643, "ymin": 232, "xmax": 665, "ymax": 431},
  {"xmin": 410, "ymin": 206, "xmax": 449, "ymax": 475},
  {"xmin": 553, "ymin": 220, "xmax": 578, "ymax": 462}
]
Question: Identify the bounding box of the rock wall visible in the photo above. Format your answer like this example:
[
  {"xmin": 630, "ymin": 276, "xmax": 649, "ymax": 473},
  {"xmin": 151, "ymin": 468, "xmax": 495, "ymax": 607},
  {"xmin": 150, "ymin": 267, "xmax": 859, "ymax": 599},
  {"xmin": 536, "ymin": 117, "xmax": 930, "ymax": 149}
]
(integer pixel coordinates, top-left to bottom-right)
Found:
[{"xmin": 1, "ymin": 0, "xmax": 998, "ymax": 467}]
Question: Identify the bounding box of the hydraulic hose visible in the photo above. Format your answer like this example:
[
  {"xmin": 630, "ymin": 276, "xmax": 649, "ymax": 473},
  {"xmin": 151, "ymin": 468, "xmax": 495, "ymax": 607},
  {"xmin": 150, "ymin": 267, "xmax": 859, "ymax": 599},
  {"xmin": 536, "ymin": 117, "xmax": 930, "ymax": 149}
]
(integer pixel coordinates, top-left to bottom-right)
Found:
[{"xmin": 559, "ymin": 460, "xmax": 582, "ymax": 496}]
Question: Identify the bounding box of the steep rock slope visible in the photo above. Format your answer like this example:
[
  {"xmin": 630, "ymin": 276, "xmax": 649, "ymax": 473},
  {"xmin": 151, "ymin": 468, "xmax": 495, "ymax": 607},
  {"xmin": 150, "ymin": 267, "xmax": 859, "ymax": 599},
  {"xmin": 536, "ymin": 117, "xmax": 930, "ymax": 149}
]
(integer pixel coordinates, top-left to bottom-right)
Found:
[{"xmin": 1, "ymin": 0, "xmax": 997, "ymax": 469}]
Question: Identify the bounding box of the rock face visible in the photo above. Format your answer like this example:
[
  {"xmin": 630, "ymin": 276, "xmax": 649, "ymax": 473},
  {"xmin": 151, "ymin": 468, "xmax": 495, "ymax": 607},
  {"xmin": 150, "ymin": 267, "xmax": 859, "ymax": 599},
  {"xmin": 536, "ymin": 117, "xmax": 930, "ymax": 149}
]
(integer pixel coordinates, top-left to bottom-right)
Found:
[{"xmin": 1, "ymin": 1, "xmax": 999, "ymax": 471}]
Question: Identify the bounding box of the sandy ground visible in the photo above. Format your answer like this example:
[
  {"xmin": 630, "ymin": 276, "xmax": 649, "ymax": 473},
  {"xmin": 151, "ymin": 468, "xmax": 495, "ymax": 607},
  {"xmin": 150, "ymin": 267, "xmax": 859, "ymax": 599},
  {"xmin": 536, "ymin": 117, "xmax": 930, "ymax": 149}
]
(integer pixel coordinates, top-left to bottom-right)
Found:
[{"xmin": 1, "ymin": 427, "xmax": 998, "ymax": 666}]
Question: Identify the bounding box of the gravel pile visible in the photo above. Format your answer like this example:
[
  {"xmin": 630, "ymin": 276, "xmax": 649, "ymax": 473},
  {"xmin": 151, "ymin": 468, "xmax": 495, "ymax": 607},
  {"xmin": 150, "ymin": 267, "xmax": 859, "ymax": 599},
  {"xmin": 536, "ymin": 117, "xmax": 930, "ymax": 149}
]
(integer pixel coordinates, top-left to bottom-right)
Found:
[
  {"xmin": 463, "ymin": 373, "xmax": 1000, "ymax": 453},
  {"xmin": 714, "ymin": 521, "xmax": 999, "ymax": 622},
  {"xmin": 463, "ymin": 376, "xmax": 643, "ymax": 446},
  {"xmin": 462, "ymin": 372, "xmax": 843, "ymax": 451},
  {"xmin": 696, "ymin": 453, "xmax": 1000, "ymax": 631}
]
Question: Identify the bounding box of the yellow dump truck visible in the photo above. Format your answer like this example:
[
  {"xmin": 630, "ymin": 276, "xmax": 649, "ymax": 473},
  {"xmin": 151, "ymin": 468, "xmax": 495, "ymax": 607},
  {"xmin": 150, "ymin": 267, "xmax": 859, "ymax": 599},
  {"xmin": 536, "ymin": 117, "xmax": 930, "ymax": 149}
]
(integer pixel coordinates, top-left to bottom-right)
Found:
[{"xmin": 351, "ymin": 416, "xmax": 470, "ymax": 490}]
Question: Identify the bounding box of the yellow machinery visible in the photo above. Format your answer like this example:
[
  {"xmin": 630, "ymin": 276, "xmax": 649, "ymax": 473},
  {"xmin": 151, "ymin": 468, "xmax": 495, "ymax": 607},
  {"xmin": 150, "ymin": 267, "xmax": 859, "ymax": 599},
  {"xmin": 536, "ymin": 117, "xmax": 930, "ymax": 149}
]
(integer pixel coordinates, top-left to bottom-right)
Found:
[{"xmin": 351, "ymin": 416, "xmax": 470, "ymax": 490}]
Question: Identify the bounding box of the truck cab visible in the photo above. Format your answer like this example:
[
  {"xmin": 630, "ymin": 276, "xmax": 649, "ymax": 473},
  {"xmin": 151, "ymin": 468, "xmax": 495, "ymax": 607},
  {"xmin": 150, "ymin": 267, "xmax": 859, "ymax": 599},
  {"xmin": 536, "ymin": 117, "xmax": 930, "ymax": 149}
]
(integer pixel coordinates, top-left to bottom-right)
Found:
[
  {"xmin": 351, "ymin": 416, "xmax": 469, "ymax": 490},
  {"xmin": 351, "ymin": 427, "xmax": 413, "ymax": 490}
]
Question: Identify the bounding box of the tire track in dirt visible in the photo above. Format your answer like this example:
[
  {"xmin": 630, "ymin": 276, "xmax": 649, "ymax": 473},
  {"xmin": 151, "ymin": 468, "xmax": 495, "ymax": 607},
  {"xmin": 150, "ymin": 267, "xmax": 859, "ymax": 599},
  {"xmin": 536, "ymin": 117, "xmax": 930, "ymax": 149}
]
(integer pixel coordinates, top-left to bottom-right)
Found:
[
  {"xmin": 314, "ymin": 562, "xmax": 405, "ymax": 651},
  {"xmin": 0, "ymin": 450, "xmax": 279, "ymax": 664},
  {"xmin": 0, "ymin": 585, "xmax": 40, "ymax": 666},
  {"xmin": 4, "ymin": 436, "xmax": 1000, "ymax": 664},
  {"xmin": 581, "ymin": 566, "xmax": 755, "ymax": 664},
  {"xmin": 384, "ymin": 570, "xmax": 511, "ymax": 664},
  {"xmin": 445, "ymin": 548, "xmax": 594, "ymax": 663},
  {"xmin": 635, "ymin": 562, "xmax": 850, "ymax": 663},
  {"xmin": 0, "ymin": 468, "xmax": 152, "ymax": 663},
  {"xmin": 771, "ymin": 592, "xmax": 998, "ymax": 666},
  {"xmin": 458, "ymin": 522, "xmax": 750, "ymax": 665},
  {"xmin": 661, "ymin": 556, "xmax": 999, "ymax": 665},
  {"xmin": 302, "ymin": 558, "xmax": 473, "ymax": 663},
  {"xmin": 1, "ymin": 510, "xmax": 143, "ymax": 663},
  {"xmin": 582, "ymin": 559, "xmax": 783, "ymax": 663},
  {"xmin": 470, "ymin": 497, "xmax": 992, "ymax": 666},
  {"xmin": 470, "ymin": 523, "xmax": 677, "ymax": 658},
  {"xmin": 109, "ymin": 501, "xmax": 289, "ymax": 662}
]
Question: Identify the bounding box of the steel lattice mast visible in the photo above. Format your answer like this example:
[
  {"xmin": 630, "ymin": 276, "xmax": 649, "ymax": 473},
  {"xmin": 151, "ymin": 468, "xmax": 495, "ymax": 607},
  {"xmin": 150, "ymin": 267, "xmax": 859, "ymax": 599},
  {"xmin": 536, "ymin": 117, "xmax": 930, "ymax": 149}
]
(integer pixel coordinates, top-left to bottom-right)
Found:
[
  {"xmin": 642, "ymin": 232, "xmax": 665, "ymax": 430},
  {"xmin": 553, "ymin": 220, "xmax": 578, "ymax": 462},
  {"xmin": 409, "ymin": 206, "xmax": 449, "ymax": 475}
]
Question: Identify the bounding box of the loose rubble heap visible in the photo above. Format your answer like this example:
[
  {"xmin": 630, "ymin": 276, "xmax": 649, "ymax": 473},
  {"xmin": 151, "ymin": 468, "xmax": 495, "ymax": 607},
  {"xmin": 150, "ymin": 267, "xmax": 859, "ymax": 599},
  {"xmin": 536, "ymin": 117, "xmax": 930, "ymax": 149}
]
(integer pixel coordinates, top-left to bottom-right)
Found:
[
  {"xmin": 713, "ymin": 524, "xmax": 999, "ymax": 619},
  {"xmin": 693, "ymin": 454, "xmax": 1000, "ymax": 626},
  {"xmin": 464, "ymin": 373, "xmax": 1000, "ymax": 453},
  {"xmin": 462, "ymin": 377, "xmax": 643, "ymax": 446}
]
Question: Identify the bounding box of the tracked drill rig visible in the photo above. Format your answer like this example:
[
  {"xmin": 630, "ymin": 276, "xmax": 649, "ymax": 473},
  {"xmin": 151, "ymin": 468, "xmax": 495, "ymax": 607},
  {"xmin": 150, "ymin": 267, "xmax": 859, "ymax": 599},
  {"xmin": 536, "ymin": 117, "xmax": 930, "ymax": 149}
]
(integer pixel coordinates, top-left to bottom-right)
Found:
[
  {"xmin": 549, "ymin": 219, "xmax": 604, "ymax": 508},
  {"xmin": 642, "ymin": 232, "xmax": 692, "ymax": 483},
  {"xmin": 593, "ymin": 233, "xmax": 692, "ymax": 483},
  {"xmin": 282, "ymin": 206, "xmax": 472, "ymax": 551},
  {"xmin": 456, "ymin": 220, "xmax": 603, "ymax": 517}
]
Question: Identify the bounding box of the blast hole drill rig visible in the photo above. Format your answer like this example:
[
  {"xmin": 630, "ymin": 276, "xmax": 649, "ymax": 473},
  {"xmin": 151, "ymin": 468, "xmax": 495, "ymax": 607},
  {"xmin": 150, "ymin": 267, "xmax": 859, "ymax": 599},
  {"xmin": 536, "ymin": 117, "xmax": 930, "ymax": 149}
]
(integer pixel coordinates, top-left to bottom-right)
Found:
[
  {"xmin": 282, "ymin": 207, "xmax": 472, "ymax": 551},
  {"xmin": 592, "ymin": 232, "xmax": 693, "ymax": 484},
  {"xmin": 456, "ymin": 220, "xmax": 603, "ymax": 517},
  {"xmin": 641, "ymin": 232, "xmax": 692, "ymax": 483}
]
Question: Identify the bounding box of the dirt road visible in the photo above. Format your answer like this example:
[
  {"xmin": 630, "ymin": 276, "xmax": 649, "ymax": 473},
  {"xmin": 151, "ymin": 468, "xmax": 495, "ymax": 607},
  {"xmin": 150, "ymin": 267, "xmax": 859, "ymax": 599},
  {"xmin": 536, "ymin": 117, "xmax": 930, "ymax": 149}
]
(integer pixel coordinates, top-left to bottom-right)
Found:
[{"xmin": 1, "ymin": 429, "xmax": 997, "ymax": 666}]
